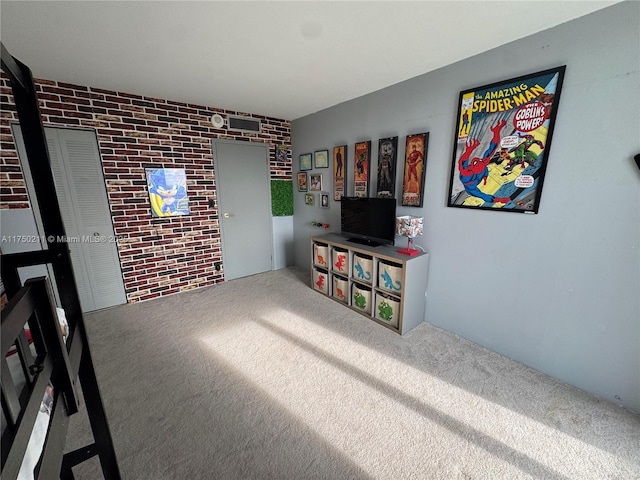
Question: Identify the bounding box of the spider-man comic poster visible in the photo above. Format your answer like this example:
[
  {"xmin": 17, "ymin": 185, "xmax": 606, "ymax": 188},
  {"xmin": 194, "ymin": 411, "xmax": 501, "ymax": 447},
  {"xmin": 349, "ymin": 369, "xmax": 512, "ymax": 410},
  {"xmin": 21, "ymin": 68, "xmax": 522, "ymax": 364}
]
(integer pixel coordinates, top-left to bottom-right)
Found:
[{"xmin": 447, "ymin": 66, "xmax": 565, "ymax": 214}]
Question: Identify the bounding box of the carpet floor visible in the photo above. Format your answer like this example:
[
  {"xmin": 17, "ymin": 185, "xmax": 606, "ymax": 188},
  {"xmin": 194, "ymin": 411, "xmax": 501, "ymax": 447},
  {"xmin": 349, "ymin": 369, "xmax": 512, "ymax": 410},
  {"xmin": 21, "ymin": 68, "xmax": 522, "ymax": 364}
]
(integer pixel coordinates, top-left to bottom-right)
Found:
[{"xmin": 66, "ymin": 267, "xmax": 640, "ymax": 479}]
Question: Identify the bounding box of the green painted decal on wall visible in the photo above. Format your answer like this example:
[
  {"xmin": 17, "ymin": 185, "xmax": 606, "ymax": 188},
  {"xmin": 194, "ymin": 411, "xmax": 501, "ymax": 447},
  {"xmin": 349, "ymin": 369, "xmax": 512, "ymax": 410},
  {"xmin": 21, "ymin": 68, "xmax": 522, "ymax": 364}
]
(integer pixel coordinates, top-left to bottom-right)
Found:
[{"xmin": 271, "ymin": 180, "xmax": 293, "ymax": 216}]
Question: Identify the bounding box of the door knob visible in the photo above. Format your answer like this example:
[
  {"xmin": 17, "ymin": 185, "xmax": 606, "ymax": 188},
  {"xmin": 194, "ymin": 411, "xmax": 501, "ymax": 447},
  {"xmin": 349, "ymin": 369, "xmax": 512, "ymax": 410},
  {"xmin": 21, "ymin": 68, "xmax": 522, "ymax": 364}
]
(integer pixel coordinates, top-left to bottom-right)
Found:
[{"xmin": 223, "ymin": 212, "xmax": 234, "ymax": 218}]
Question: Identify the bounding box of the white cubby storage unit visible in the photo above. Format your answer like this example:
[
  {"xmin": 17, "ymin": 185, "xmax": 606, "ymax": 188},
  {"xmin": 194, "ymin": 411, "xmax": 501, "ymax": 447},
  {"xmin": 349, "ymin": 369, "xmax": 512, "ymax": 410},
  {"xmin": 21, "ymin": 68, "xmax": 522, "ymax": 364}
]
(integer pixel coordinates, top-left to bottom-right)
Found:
[{"xmin": 310, "ymin": 233, "xmax": 429, "ymax": 335}]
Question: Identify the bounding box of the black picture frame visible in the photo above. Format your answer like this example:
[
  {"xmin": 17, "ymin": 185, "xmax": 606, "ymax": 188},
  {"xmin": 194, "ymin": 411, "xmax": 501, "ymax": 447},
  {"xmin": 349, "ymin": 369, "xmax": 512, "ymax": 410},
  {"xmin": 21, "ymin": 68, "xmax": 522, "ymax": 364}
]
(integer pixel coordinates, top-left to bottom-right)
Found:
[
  {"xmin": 401, "ymin": 133, "xmax": 429, "ymax": 207},
  {"xmin": 299, "ymin": 153, "xmax": 312, "ymax": 171},
  {"xmin": 333, "ymin": 145, "xmax": 347, "ymax": 201},
  {"xmin": 376, "ymin": 136, "xmax": 398, "ymax": 198},
  {"xmin": 314, "ymin": 149, "xmax": 329, "ymax": 168},
  {"xmin": 354, "ymin": 140, "xmax": 371, "ymax": 198},
  {"xmin": 447, "ymin": 66, "xmax": 566, "ymax": 214}
]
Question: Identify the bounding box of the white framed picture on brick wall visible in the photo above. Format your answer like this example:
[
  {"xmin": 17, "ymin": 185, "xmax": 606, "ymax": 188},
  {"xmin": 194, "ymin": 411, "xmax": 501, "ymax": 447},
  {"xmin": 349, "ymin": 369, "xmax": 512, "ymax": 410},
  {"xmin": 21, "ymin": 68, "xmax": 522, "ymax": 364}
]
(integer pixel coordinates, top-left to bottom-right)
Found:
[{"xmin": 146, "ymin": 168, "xmax": 190, "ymax": 217}]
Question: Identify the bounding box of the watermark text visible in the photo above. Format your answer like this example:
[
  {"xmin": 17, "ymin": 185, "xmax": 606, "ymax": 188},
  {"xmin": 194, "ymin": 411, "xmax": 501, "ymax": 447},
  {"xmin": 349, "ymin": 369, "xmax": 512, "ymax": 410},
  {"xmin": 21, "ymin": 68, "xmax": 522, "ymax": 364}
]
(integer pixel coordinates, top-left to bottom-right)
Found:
[{"xmin": 1, "ymin": 235, "xmax": 129, "ymax": 244}]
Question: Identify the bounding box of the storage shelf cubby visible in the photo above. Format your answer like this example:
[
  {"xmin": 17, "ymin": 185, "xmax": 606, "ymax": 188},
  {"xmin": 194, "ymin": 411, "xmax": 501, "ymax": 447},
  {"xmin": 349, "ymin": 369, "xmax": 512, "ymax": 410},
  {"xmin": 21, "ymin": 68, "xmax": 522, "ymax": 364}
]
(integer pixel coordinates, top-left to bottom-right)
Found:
[{"xmin": 309, "ymin": 233, "xmax": 429, "ymax": 335}]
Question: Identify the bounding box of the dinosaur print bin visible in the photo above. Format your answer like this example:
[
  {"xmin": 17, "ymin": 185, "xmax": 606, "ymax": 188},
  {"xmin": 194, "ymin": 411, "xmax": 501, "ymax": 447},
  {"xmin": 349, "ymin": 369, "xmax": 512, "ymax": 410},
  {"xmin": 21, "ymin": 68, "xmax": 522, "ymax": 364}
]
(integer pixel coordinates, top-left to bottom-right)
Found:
[
  {"xmin": 332, "ymin": 275, "xmax": 349, "ymax": 303},
  {"xmin": 312, "ymin": 268, "xmax": 328, "ymax": 294},
  {"xmin": 351, "ymin": 283, "xmax": 372, "ymax": 315},
  {"xmin": 374, "ymin": 292, "xmax": 400, "ymax": 328},
  {"xmin": 313, "ymin": 243, "xmax": 329, "ymax": 268},
  {"xmin": 352, "ymin": 254, "xmax": 373, "ymax": 284},
  {"xmin": 331, "ymin": 248, "xmax": 349, "ymax": 274},
  {"xmin": 377, "ymin": 261, "xmax": 403, "ymax": 293}
]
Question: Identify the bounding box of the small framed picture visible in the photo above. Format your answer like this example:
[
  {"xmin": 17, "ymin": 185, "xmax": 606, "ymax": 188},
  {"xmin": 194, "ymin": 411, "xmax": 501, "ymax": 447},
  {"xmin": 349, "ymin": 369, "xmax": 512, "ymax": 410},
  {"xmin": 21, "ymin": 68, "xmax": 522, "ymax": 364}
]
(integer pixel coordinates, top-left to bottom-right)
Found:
[
  {"xmin": 314, "ymin": 149, "xmax": 329, "ymax": 168},
  {"xmin": 310, "ymin": 174, "xmax": 322, "ymax": 191},
  {"xmin": 276, "ymin": 144, "xmax": 289, "ymax": 163},
  {"xmin": 300, "ymin": 153, "xmax": 312, "ymax": 171},
  {"xmin": 297, "ymin": 172, "xmax": 308, "ymax": 192},
  {"xmin": 320, "ymin": 191, "xmax": 330, "ymax": 209},
  {"xmin": 305, "ymin": 193, "xmax": 315, "ymax": 206}
]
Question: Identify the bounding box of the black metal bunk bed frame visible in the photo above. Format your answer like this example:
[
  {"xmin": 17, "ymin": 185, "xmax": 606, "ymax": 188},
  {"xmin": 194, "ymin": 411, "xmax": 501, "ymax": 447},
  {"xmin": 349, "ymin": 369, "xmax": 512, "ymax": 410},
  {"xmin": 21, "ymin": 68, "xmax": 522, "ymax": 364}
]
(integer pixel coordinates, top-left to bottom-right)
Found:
[{"xmin": 1, "ymin": 43, "xmax": 121, "ymax": 479}]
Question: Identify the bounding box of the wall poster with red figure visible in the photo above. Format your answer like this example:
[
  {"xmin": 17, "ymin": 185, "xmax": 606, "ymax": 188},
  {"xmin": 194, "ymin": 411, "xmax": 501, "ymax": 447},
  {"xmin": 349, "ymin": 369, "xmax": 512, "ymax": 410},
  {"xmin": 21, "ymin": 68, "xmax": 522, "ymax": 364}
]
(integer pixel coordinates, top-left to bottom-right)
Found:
[
  {"xmin": 401, "ymin": 133, "xmax": 429, "ymax": 207},
  {"xmin": 447, "ymin": 66, "xmax": 565, "ymax": 214},
  {"xmin": 354, "ymin": 140, "xmax": 371, "ymax": 198}
]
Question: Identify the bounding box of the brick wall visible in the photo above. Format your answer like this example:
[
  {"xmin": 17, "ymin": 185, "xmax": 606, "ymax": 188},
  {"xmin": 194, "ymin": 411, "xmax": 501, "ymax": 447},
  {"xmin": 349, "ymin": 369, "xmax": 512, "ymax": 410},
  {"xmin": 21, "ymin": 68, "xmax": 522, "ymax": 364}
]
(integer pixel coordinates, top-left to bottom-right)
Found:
[{"xmin": 0, "ymin": 75, "xmax": 291, "ymax": 302}]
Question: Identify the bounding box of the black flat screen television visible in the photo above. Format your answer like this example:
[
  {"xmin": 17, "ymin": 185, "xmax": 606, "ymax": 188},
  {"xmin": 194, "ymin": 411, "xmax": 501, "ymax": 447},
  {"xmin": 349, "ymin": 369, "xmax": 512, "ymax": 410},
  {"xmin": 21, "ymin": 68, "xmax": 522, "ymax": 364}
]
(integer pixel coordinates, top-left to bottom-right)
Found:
[{"xmin": 340, "ymin": 197, "xmax": 396, "ymax": 247}]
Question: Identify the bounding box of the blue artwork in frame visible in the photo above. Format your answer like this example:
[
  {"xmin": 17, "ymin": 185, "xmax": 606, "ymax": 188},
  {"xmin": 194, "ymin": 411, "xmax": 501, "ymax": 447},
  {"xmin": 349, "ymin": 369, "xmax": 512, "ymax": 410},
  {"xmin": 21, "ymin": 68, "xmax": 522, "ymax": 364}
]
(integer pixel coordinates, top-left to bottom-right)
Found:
[{"xmin": 146, "ymin": 168, "xmax": 190, "ymax": 217}]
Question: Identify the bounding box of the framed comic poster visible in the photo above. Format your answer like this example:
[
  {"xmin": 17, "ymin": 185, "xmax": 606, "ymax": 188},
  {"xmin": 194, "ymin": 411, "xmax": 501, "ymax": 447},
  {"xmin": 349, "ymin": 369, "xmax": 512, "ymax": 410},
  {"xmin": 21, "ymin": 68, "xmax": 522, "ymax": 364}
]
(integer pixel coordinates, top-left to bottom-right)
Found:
[
  {"xmin": 310, "ymin": 174, "xmax": 322, "ymax": 191},
  {"xmin": 376, "ymin": 136, "xmax": 398, "ymax": 198},
  {"xmin": 304, "ymin": 193, "xmax": 315, "ymax": 206},
  {"xmin": 314, "ymin": 149, "xmax": 329, "ymax": 168},
  {"xmin": 299, "ymin": 153, "xmax": 312, "ymax": 171},
  {"xmin": 402, "ymin": 133, "xmax": 429, "ymax": 207},
  {"xmin": 447, "ymin": 66, "xmax": 565, "ymax": 214},
  {"xmin": 276, "ymin": 144, "xmax": 289, "ymax": 164},
  {"xmin": 297, "ymin": 172, "xmax": 308, "ymax": 192},
  {"xmin": 146, "ymin": 168, "xmax": 190, "ymax": 217},
  {"xmin": 320, "ymin": 191, "xmax": 330, "ymax": 209},
  {"xmin": 354, "ymin": 140, "xmax": 371, "ymax": 198},
  {"xmin": 333, "ymin": 145, "xmax": 346, "ymax": 201}
]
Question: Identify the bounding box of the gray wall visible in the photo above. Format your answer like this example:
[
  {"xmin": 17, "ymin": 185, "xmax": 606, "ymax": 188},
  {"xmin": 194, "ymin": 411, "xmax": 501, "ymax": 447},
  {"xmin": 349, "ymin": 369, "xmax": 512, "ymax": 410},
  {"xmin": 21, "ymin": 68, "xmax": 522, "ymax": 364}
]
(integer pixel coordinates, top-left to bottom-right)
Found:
[{"xmin": 291, "ymin": 2, "xmax": 640, "ymax": 412}]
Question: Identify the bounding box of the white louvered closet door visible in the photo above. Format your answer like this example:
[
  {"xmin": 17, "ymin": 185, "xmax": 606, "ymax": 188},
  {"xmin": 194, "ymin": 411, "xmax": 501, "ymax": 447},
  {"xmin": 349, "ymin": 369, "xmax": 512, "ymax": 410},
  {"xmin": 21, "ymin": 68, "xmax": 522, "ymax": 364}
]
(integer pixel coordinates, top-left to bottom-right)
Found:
[
  {"xmin": 14, "ymin": 126, "xmax": 127, "ymax": 312},
  {"xmin": 45, "ymin": 132, "xmax": 95, "ymax": 310}
]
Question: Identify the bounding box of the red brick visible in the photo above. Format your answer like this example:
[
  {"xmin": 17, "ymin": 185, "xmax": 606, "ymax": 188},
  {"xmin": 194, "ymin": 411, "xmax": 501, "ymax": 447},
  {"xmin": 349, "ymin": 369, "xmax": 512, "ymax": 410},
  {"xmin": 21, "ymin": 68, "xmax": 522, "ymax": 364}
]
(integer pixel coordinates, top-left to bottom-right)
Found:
[{"xmin": 0, "ymin": 75, "xmax": 291, "ymax": 304}]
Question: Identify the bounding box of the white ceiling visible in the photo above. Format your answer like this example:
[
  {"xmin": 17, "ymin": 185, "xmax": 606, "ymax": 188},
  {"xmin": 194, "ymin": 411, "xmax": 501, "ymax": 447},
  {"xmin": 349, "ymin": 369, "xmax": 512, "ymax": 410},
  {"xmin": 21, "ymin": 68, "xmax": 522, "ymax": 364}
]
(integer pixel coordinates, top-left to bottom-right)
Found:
[{"xmin": 1, "ymin": 1, "xmax": 620, "ymax": 120}]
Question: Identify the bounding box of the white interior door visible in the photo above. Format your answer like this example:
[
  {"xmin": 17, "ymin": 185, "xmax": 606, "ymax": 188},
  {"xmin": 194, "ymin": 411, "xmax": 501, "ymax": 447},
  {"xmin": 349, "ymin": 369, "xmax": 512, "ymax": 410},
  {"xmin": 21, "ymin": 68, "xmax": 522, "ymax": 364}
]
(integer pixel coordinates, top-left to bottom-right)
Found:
[
  {"xmin": 13, "ymin": 125, "xmax": 127, "ymax": 312},
  {"xmin": 213, "ymin": 140, "xmax": 273, "ymax": 280}
]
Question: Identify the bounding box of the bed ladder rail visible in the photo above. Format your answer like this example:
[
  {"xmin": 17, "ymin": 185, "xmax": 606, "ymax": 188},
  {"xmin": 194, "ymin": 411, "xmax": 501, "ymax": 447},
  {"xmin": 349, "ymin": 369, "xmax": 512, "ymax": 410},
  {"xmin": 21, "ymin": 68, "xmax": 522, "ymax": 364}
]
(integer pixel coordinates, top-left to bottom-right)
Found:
[
  {"xmin": 1, "ymin": 278, "xmax": 77, "ymax": 478},
  {"xmin": 1, "ymin": 277, "xmax": 120, "ymax": 480}
]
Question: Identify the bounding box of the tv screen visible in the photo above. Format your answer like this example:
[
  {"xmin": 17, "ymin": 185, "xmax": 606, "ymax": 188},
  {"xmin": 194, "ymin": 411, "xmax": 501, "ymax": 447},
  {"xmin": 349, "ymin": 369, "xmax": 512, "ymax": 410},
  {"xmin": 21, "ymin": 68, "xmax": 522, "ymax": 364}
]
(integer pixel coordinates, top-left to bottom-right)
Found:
[{"xmin": 340, "ymin": 197, "xmax": 396, "ymax": 247}]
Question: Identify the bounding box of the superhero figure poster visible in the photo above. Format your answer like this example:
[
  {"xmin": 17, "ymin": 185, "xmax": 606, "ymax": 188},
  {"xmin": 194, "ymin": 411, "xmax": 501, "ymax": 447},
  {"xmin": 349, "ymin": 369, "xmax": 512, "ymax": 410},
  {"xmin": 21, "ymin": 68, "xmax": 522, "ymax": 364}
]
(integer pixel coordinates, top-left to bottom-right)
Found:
[
  {"xmin": 333, "ymin": 145, "xmax": 347, "ymax": 201},
  {"xmin": 447, "ymin": 66, "xmax": 565, "ymax": 214},
  {"xmin": 401, "ymin": 132, "xmax": 429, "ymax": 207},
  {"xmin": 354, "ymin": 140, "xmax": 371, "ymax": 198},
  {"xmin": 376, "ymin": 136, "xmax": 398, "ymax": 199},
  {"xmin": 146, "ymin": 168, "xmax": 190, "ymax": 217}
]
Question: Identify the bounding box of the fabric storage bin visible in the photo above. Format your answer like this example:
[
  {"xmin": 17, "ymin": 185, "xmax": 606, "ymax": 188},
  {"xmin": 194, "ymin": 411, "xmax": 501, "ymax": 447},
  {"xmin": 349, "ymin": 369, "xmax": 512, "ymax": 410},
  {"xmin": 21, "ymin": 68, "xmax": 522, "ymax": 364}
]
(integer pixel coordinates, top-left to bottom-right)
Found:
[
  {"xmin": 378, "ymin": 261, "xmax": 403, "ymax": 293},
  {"xmin": 374, "ymin": 292, "xmax": 400, "ymax": 328},
  {"xmin": 313, "ymin": 243, "xmax": 329, "ymax": 268},
  {"xmin": 312, "ymin": 268, "xmax": 329, "ymax": 294},
  {"xmin": 332, "ymin": 275, "xmax": 349, "ymax": 303},
  {"xmin": 352, "ymin": 254, "xmax": 373, "ymax": 283},
  {"xmin": 332, "ymin": 247, "xmax": 349, "ymax": 274},
  {"xmin": 351, "ymin": 283, "xmax": 372, "ymax": 315}
]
